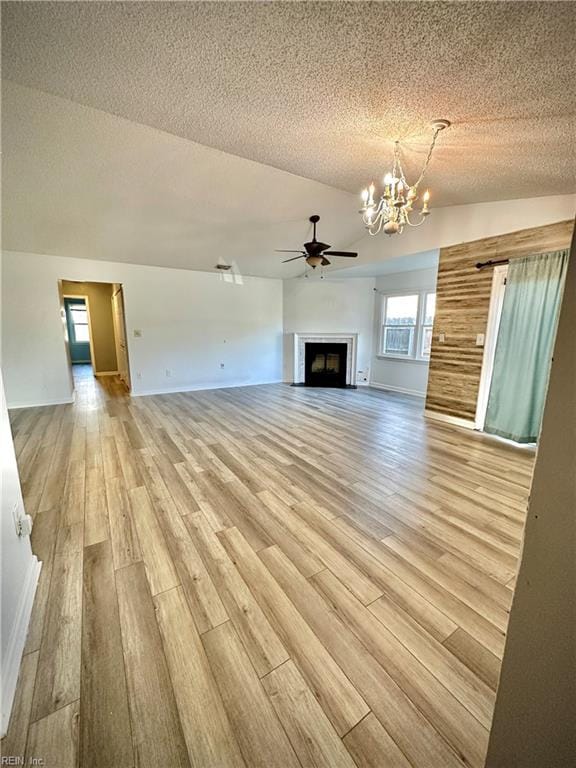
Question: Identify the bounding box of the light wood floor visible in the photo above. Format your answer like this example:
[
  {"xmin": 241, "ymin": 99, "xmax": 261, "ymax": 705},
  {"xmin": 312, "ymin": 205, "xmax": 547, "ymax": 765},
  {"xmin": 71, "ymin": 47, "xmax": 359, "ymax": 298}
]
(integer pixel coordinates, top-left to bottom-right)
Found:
[{"xmin": 3, "ymin": 366, "xmax": 534, "ymax": 768}]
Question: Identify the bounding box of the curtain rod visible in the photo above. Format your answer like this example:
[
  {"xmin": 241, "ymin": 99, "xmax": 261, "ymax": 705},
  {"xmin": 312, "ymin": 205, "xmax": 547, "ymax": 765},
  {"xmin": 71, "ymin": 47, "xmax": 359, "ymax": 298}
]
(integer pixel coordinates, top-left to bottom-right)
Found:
[{"xmin": 475, "ymin": 258, "xmax": 510, "ymax": 270}]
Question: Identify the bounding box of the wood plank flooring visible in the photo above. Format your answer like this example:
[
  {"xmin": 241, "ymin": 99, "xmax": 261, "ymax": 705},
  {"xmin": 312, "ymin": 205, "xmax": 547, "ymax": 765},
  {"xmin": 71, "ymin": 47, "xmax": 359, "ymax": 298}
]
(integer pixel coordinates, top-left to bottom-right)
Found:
[{"xmin": 2, "ymin": 366, "xmax": 535, "ymax": 768}]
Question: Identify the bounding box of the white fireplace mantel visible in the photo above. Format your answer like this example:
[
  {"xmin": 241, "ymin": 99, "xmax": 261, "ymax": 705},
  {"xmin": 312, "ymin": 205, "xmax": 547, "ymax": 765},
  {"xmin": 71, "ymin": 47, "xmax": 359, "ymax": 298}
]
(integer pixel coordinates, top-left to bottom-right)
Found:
[{"xmin": 293, "ymin": 333, "xmax": 358, "ymax": 386}]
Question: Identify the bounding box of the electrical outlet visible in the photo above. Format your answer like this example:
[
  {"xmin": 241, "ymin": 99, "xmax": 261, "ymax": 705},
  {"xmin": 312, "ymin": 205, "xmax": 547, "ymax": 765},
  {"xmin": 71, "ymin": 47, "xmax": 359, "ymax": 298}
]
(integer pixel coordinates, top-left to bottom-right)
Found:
[
  {"xmin": 165, "ymin": 369, "xmax": 172, "ymax": 378},
  {"xmin": 17, "ymin": 514, "xmax": 33, "ymax": 537},
  {"xmin": 476, "ymin": 333, "xmax": 485, "ymax": 346},
  {"xmin": 133, "ymin": 329, "xmax": 142, "ymax": 338},
  {"xmin": 136, "ymin": 372, "xmax": 142, "ymax": 380}
]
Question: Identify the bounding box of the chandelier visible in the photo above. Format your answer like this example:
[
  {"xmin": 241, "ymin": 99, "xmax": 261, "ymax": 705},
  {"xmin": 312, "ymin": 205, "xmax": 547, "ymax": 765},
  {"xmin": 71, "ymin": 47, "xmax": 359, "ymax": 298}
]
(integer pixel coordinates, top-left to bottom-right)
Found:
[{"xmin": 359, "ymin": 119, "xmax": 450, "ymax": 236}]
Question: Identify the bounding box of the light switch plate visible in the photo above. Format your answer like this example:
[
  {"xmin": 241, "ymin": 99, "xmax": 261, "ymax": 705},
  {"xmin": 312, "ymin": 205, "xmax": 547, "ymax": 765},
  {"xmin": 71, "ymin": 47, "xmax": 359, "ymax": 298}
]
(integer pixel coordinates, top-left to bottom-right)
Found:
[
  {"xmin": 439, "ymin": 333, "xmax": 446, "ymax": 343},
  {"xmin": 133, "ymin": 329, "xmax": 142, "ymax": 338},
  {"xmin": 476, "ymin": 333, "xmax": 485, "ymax": 346}
]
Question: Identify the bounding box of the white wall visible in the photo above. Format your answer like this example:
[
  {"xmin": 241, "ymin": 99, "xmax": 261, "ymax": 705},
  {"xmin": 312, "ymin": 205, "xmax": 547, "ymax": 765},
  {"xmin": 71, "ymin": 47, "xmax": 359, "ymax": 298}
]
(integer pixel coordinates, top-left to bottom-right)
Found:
[
  {"xmin": 0, "ymin": 369, "xmax": 41, "ymax": 735},
  {"xmin": 282, "ymin": 277, "xmax": 375, "ymax": 383},
  {"xmin": 370, "ymin": 265, "xmax": 439, "ymax": 397},
  {"xmin": 348, "ymin": 194, "xmax": 576, "ymax": 267},
  {"xmin": 1, "ymin": 251, "xmax": 283, "ymax": 407}
]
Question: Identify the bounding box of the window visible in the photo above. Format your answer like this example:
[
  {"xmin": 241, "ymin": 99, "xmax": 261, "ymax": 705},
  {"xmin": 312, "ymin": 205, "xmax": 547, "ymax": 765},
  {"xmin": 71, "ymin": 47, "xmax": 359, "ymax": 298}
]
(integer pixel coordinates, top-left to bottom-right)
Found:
[
  {"xmin": 381, "ymin": 294, "xmax": 419, "ymax": 357},
  {"xmin": 420, "ymin": 292, "xmax": 436, "ymax": 358},
  {"xmin": 70, "ymin": 305, "xmax": 90, "ymax": 342},
  {"xmin": 379, "ymin": 291, "xmax": 436, "ymax": 360}
]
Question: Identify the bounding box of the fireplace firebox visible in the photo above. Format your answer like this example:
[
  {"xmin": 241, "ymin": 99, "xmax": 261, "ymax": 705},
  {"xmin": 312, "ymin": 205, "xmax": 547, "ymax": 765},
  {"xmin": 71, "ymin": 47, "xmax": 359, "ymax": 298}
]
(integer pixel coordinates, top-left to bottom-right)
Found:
[{"xmin": 304, "ymin": 342, "xmax": 347, "ymax": 387}]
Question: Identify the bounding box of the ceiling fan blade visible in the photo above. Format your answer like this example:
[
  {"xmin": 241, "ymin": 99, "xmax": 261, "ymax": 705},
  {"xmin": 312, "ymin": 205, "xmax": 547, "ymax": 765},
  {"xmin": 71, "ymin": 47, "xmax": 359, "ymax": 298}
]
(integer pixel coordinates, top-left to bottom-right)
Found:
[
  {"xmin": 321, "ymin": 257, "xmax": 331, "ymax": 266},
  {"xmin": 304, "ymin": 241, "xmax": 331, "ymax": 254},
  {"xmin": 282, "ymin": 255, "xmax": 306, "ymax": 263},
  {"xmin": 322, "ymin": 251, "xmax": 358, "ymax": 258},
  {"xmin": 276, "ymin": 249, "xmax": 305, "ymax": 253}
]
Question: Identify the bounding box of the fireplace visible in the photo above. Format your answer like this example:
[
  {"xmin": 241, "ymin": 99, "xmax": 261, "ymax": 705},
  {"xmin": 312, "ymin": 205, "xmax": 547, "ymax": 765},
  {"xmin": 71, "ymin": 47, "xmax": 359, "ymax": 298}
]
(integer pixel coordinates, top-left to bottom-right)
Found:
[
  {"xmin": 304, "ymin": 342, "xmax": 347, "ymax": 387},
  {"xmin": 292, "ymin": 333, "xmax": 358, "ymax": 387}
]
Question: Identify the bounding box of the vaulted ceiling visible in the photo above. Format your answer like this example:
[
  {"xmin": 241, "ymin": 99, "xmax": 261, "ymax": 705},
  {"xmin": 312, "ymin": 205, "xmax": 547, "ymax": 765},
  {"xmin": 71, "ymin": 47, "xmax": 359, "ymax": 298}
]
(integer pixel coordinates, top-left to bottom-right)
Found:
[
  {"xmin": 4, "ymin": 1, "xmax": 575, "ymax": 205},
  {"xmin": 2, "ymin": 1, "xmax": 575, "ymax": 276}
]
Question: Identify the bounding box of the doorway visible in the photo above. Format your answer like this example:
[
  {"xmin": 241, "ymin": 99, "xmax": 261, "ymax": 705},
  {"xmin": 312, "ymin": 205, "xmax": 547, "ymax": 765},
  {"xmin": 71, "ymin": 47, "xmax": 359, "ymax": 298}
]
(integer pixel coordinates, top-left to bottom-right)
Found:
[
  {"xmin": 63, "ymin": 296, "xmax": 94, "ymax": 368},
  {"xmin": 475, "ymin": 265, "xmax": 508, "ymax": 430},
  {"xmin": 59, "ymin": 280, "xmax": 131, "ymax": 393}
]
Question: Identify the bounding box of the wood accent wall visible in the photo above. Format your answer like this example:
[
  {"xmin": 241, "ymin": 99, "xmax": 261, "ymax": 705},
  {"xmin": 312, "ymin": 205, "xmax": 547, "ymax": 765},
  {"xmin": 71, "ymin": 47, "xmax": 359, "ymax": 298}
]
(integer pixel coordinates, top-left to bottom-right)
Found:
[{"xmin": 425, "ymin": 219, "xmax": 574, "ymax": 421}]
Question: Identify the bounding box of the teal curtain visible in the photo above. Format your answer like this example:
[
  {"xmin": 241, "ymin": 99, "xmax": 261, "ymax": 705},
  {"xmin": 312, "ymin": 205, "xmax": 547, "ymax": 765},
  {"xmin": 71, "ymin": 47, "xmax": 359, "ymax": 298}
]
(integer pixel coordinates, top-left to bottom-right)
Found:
[{"xmin": 485, "ymin": 249, "xmax": 568, "ymax": 443}]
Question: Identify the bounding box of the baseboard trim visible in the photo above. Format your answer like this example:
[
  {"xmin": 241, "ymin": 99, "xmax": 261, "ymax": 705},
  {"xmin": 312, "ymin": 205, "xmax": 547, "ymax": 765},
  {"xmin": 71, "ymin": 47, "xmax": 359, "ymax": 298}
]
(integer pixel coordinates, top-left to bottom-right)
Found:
[
  {"xmin": 94, "ymin": 370, "xmax": 119, "ymax": 377},
  {"xmin": 424, "ymin": 409, "xmax": 476, "ymax": 430},
  {"xmin": 132, "ymin": 379, "xmax": 284, "ymax": 397},
  {"xmin": 369, "ymin": 381, "xmax": 426, "ymax": 398},
  {"xmin": 1, "ymin": 556, "xmax": 41, "ymax": 737},
  {"xmin": 8, "ymin": 397, "xmax": 74, "ymax": 410}
]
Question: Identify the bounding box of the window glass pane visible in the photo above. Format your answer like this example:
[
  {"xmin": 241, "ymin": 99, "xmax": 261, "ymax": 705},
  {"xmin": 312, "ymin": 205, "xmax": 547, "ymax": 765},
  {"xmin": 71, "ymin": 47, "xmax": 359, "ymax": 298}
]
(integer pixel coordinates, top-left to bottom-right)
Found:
[
  {"xmin": 383, "ymin": 326, "xmax": 413, "ymax": 356},
  {"xmin": 384, "ymin": 295, "xmax": 418, "ymax": 326},
  {"xmin": 421, "ymin": 326, "xmax": 433, "ymax": 357},
  {"xmin": 70, "ymin": 308, "xmax": 88, "ymax": 324},
  {"xmin": 74, "ymin": 325, "xmax": 90, "ymax": 342},
  {"xmin": 424, "ymin": 293, "xmax": 436, "ymax": 326}
]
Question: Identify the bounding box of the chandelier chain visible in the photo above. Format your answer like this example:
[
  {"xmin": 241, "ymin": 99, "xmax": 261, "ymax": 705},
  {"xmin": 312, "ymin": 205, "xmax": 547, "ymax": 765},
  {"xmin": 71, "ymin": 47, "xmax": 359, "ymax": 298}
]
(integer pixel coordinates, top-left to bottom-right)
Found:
[{"xmin": 413, "ymin": 126, "xmax": 441, "ymax": 190}]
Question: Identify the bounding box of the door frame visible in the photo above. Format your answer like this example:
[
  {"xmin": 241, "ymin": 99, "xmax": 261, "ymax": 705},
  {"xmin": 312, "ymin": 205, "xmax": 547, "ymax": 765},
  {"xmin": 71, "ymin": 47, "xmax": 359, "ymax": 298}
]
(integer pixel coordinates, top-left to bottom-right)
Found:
[
  {"xmin": 111, "ymin": 285, "xmax": 132, "ymax": 391},
  {"xmin": 63, "ymin": 294, "xmax": 97, "ymax": 371},
  {"xmin": 475, "ymin": 264, "xmax": 508, "ymax": 430}
]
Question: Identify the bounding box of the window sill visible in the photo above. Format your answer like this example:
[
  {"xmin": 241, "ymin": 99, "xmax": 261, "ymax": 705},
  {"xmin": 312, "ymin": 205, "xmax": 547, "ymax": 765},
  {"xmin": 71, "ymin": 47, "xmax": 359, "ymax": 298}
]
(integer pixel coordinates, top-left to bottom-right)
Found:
[{"xmin": 376, "ymin": 355, "xmax": 430, "ymax": 364}]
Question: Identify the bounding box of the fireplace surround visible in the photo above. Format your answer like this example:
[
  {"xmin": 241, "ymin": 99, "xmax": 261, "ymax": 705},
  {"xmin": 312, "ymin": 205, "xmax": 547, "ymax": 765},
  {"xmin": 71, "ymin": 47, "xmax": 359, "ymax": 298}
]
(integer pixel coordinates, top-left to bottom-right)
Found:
[{"xmin": 292, "ymin": 333, "xmax": 358, "ymax": 387}]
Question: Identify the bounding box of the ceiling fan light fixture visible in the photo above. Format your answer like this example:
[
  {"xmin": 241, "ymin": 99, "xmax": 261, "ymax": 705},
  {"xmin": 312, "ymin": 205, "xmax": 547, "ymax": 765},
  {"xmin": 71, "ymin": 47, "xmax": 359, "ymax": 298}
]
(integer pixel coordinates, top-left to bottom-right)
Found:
[
  {"xmin": 359, "ymin": 119, "xmax": 449, "ymax": 236},
  {"xmin": 306, "ymin": 254, "xmax": 323, "ymax": 268}
]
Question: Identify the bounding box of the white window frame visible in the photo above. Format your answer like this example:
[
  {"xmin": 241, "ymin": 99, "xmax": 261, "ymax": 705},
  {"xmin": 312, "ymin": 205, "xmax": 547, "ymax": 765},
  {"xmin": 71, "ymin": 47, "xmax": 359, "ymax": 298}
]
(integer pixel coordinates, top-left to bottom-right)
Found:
[{"xmin": 378, "ymin": 290, "xmax": 436, "ymax": 362}]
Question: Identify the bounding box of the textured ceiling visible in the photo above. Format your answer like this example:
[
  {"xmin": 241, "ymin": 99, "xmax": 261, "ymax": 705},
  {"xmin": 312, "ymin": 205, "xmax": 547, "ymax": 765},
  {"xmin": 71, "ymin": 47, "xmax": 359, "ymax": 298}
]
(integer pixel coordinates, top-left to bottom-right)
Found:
[
  {"xmin": 1, "ymin": 82, "xmax": 361, "ymax": 278},
  {"xmin": 3, "ymin": 1, "xmax": 575, "ymax": 207}
]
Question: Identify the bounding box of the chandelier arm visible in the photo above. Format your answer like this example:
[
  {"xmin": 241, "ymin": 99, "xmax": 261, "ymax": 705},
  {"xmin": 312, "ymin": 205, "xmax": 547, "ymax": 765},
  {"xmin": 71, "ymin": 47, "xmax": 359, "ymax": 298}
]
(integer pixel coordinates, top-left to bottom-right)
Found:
[{"xmin": 405, "ymin": 212, "xmax": 427, "ymax": 227}]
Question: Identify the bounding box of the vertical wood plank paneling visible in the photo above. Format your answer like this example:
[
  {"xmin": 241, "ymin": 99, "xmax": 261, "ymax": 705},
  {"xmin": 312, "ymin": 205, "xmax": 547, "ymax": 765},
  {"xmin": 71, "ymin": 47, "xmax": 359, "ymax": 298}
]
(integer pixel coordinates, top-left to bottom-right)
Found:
[{"xmin": 426, "ymin": 219, "xmax": 574, "ymax": 420}]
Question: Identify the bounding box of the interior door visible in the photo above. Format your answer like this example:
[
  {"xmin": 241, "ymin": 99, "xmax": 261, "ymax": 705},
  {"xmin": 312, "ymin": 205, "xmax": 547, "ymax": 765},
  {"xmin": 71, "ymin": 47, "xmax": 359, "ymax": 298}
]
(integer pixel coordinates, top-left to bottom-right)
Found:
[
  {"xmin": 64, "ymin": 297, "xmax": 92, "ymax": 364},
  {"xmin": 112, "ymin": 287, "xmax": 131, "ymax": 390}
]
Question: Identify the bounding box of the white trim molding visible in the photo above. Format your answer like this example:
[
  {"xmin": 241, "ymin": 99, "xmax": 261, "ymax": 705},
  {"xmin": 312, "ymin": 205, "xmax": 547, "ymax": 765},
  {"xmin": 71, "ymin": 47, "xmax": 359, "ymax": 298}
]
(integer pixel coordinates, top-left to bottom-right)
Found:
[
  {"xmin": 1, "ymin": 556, "xmax": 41, "ymax": 737},
  {"xmin": 424, "ymin": 409, "xmax": 476, "ymax": 430},
  {"xmin": 293, "ymin": 333, "xmax": 358, "ymax": 386},
  {"xmin": 369, "ymin": 382, "xmax": 426, "ymax": 398},
  {"xmin": 7, "ymin": 396, "xmax": 74, "ymax": 410},
  {"xmin": 132, "ymin": 379, "xmax": 284, "ymax": 398}
]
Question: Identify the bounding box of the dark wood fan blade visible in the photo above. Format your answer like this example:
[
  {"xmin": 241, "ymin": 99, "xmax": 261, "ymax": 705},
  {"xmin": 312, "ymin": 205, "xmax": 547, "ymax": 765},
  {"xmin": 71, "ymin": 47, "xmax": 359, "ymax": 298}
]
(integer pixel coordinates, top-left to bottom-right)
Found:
[
  {"xmin": 322, "ymin": 251, "xmax": 358, "ymax": 258},
  {"xmin": 282, "ymin": 255, "xmax": 306, "ymax": 263},
  {"xmin": 305, "ymin": 241, "xmax": 331, "ymax": 254},
  {"xmin": 321, "ymin": 257, "xmax": 331, "ymax": 266},
  {"xmin": 276, "ymin": 249, "xmax": 305, "ymax": 253}
]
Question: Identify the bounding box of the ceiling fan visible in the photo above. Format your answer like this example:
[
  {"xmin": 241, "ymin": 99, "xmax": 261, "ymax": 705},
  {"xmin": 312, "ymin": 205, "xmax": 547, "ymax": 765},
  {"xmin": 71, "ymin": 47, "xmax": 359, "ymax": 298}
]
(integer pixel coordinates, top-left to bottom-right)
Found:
[{"xmin": 276, "ymin": 215, "xmax": 358, "ymax": 269}]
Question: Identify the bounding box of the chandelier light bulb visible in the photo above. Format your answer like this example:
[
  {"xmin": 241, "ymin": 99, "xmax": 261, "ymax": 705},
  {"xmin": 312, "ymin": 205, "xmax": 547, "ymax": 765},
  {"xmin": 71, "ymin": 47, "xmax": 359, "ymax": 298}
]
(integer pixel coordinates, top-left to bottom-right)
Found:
[{"xmin": 359, "ymin": 120, "xmax": 449, "ymax": 236}]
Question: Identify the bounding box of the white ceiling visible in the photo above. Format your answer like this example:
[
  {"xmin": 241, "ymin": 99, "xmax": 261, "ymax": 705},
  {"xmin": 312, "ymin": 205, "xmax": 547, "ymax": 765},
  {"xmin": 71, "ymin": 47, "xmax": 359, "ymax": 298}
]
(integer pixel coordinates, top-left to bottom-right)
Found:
[
  {"xmin": 1, "ymin": 82, "xmax": 362, "ymax": 279},
  {"xmin": 1, "ymin": 3, "xmax": 575, "ymax": 279},
  {"xmin": 3, "ymin": 1, "xmax": 575, "ymax": 206},
  {"xmin": 330, "ymin": 250, "xmax": 439, "ymax": 279}
]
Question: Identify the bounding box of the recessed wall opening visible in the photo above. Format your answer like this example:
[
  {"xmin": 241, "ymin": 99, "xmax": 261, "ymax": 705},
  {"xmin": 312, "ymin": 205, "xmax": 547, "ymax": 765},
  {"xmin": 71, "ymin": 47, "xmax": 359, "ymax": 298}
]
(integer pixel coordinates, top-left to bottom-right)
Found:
[
  {"xmin": 304, "ymin": 342, "xmax": 347, "ymax": 387},
  {"xmin": 59, "ymin": 280, "xmax": 131, "ymax": 392}
]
